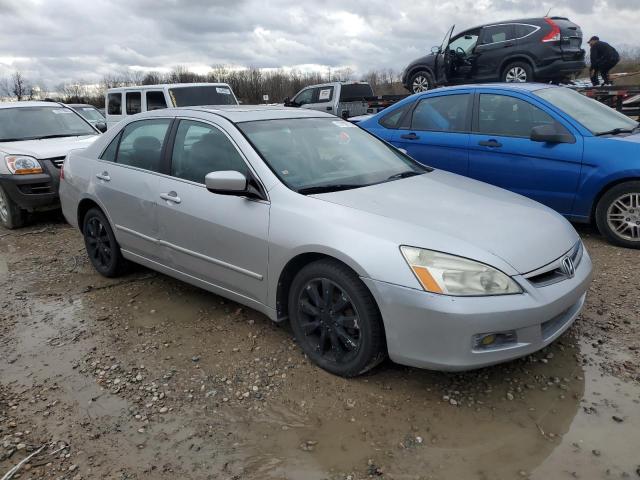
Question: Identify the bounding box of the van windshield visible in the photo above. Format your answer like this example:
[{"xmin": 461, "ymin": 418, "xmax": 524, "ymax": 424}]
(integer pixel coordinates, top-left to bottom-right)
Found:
[{"xmin": 168, "ymin": 86, "xmax": 238, "ymax": 107}]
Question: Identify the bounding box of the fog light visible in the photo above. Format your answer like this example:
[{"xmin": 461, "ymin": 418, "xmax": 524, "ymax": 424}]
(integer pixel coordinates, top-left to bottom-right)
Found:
[{"xmin": 473, "ymin": 331, "xmax": 517, "ymax": 350}]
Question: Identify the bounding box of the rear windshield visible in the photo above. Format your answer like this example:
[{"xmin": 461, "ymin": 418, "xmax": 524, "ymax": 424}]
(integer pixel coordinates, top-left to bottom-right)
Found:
[
  {"xmin": 0, "ymin": 106, "xmax": 96, "ymax": 142},
  {"xmin": 168, "ymin": 86, "xmax": 238, "ymax": 107},
  {"xmin": 339, "ymin": 84, "xmax": 374, "ymax": 101}
]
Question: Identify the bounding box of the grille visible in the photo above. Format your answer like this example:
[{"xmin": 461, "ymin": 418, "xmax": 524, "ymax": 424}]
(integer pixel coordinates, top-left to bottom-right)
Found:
[
  {"xmin": 525, "ymin": 242, "xmax": 583, "ymax": 287},
  {"xmin": 45, "ymin": 156, "xmax": 66, "ymax": 168},
  {"xmin": 17, "ymin": 183, "xmax": 54, "ymax": 195}
]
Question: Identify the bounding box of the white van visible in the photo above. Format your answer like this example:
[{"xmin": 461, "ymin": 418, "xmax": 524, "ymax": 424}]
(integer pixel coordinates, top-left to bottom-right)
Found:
[{"xmin": 105, "ymin": 83, "xmax": 239, "ymax": 128}]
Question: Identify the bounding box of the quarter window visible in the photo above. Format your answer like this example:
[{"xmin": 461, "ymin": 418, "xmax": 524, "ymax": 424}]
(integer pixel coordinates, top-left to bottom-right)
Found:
[
  {"xmin": 115, "ymin": 119, "xmax": 171, "ymax": 172},
  {"xmin": 514, "ymin": 24, "xmax": 537, "ymax": 38},
  {"xmin": 411, "ymin": 94, "xmax": 470, "ymax": 132},
  {"xmin": 100, "ymin": 132, "xmax": 122, "ymax": 162},
  {"xmin": 477, "ymin": 94, "xmax": 570, "ymax": 138},
  {"xmin": 379, "ymin": 103, "xmax": 412, "ymax": 129},
  {"xmin": 146, "ymin": 91, "xmax": 167, "ymax": 111},
  {"xmin": 170, "ymin": 120, "xmax": 247, "ymax": 184},
  {"xmin": 107, "ymin": 93, "xmax": 122, "ymax": 115}
]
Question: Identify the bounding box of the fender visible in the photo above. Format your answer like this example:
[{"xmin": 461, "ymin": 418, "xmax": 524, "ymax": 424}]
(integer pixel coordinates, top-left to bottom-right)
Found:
[{"xmin": 574, "ymin": 170, "xmax": 640, "ymax": 220}]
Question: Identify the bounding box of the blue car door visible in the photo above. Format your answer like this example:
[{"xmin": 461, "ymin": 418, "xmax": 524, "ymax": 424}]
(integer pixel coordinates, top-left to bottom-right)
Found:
[
  {"xmin": 389, "ymin": 91, "xmax": 473, "ymax": 175},
  {"xmin": 468, "ymin": 91, "xmax": 583, "ymax": 215}
]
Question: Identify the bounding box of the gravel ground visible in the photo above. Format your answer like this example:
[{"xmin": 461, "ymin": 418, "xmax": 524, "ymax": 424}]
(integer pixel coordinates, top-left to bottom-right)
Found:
[{"xmin": 1, "ymin": 216, "xmax": 639, "ymax": 480}]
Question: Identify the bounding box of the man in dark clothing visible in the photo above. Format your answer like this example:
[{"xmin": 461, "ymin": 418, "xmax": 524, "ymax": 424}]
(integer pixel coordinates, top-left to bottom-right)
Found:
[{"xmin": 588, "ymin": 36, "xmax": 620, "ymax": 86}]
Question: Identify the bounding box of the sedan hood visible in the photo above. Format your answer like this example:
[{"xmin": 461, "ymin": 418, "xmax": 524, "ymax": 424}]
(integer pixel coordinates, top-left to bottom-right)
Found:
[
  {"xmin": 0, "ymin": 135, "xmax": 98, "ymax": 159},
  {"xmin": 313, "ymin": 171, "xmax": 579, "ymax": 274}
]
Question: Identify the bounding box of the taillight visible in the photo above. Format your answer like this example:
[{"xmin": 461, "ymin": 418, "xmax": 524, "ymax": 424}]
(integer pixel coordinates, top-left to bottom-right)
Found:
[
  {"xmin": 60, "ymin": 164, "xmax": 65, "ymax": 180},
  {"xmin": 542, "ymin": 18, "xmax": 561, "ymax": 42}
]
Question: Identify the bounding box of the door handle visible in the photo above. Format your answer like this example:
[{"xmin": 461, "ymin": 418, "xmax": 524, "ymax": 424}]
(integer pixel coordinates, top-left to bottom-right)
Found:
[
  {"xmin": 96, "ymin": 172, "xmax": 111, "ymax": 181},
  {"xmin": 326, "ymin": 106, "xmax": 333, "ymax": 111},
  {"xmin": 160, "ymin": 192, "xmax": 181, "ymax": 204},
  {"xmin": 400, "ymin": 133, "xmax": 420, "ymax": 140},
  {"xmin": 478, "ymin": 139, "xmax": 503, "ymax": 148},
  {"xmin": 504, "ymin": 43, "xmax": 515, "ymax": 48}
]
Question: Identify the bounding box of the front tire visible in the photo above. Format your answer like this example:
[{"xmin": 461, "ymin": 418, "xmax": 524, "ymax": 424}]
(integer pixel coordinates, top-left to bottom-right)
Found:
[
  {"xmin": 0, "ymin": 185, "xmax": 26, "ymax": 230},
  {"xmin": 82, "ymin": 208, "xmax": 129, "ymax": 277},
  {"xmin": 595, "ymin": 181, "xmax": 640, "ymax": 249},
  {"xmin": 288, "ymin": 259, "xmax": 386, "ymax": 377},
  {"xmin": 502, "ymin": 62, "xmax": 533, "ymax": 83},
  {"xmin": 409, "ymin": 71, "xmax": 434, "ymax": 93}
]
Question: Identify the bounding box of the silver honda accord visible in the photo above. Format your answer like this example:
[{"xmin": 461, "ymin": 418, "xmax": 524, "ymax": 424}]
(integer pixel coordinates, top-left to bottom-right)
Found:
[{"xmin": 60, "ymin": 106, "xmax": 593, "ymax": 377}]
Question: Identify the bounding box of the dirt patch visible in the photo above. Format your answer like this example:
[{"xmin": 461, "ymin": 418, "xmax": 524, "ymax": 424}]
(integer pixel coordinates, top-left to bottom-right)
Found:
[{"xmin": 1, "ymin": 219, "xmax": 639, "ymax": 479}]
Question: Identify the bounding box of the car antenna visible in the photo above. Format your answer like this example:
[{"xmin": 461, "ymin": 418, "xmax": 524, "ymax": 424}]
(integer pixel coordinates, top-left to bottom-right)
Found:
[{"xmin": 545, "ymin": 7, "xmax": 552, "ymax": 16}]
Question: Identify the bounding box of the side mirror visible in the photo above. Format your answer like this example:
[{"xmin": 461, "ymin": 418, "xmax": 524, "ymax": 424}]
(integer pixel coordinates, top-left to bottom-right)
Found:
[
  {"xmin": 431, "ymin": 46, "xmax": 441, "ymax": 54},
  {"xmin": 95, "ymin": 122, "xmax": 107, "ymax": 133},
  {"xmin": 205, "ymin": 171, "xmax": 247, "ymax": 194},
  {"xmin": 284, "ymin": 97, "xmax": 298, "ymax": 107},
  {"xmin": 530, "ymin": 124, "xmax": 574, "ymax": 144}
]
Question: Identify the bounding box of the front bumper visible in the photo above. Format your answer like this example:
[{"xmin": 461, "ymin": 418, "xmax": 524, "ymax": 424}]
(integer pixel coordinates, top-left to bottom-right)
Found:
[
  {"xmin": 0, "ymin": 160, "xmax": 61, "ymax": 211},
  {"xmin": 363, "ymin": 248, "xmax": 593, "ymax": 371}
]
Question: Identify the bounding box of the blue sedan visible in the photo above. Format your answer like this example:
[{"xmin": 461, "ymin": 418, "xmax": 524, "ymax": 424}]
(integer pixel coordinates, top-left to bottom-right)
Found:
[{"xmin": 358, "ymin": 84, "xmax": 640, "ymax": 248}]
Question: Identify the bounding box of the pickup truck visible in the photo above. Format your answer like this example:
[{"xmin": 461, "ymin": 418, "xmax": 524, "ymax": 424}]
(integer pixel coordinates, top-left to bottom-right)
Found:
[
  {"xmin": 284, "ymin": 82, "xmax": 406, "ymax": 119},
  {"xmin": 105, "ymin": 83, "xmax": 239, "ymax": 128}
]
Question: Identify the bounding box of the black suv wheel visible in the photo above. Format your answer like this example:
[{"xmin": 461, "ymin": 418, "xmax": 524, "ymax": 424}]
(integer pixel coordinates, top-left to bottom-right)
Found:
[
  {"xmin": 288, "ymin": 259, "xmax": 386, "ymax": 377},
  {"xmin": 409, "ymin": 71, "xmax": 433, "ymax": 93},
  {"xmin": 502, "ymin": 62, "xmax": 533, "ymax": 83}
]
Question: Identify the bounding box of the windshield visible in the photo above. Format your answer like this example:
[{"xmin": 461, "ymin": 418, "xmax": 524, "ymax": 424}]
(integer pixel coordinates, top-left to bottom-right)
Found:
[
  {"xmin": 535, "ymin": 87, "xmax": 638, "ymax": 135},
  {"xmin": 0, "ymin": 106, "xmax": 96, "ymax": 142},
  {"xmin": 74, "ymin": 106, "xmax": 104, "ymax": 122},
  {"xmin": 168, "ymin": 86, "xmax": 238, "ymax": 107},
  {"xmin": 238, "ymin": 118, "xmax": 427, "ymax": 192}
]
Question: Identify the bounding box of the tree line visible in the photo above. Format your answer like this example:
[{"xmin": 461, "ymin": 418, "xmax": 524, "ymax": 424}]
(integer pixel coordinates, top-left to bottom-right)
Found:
[{"xmin": 0, "ymin": 65, "xmax": 406, "ymax": 108}]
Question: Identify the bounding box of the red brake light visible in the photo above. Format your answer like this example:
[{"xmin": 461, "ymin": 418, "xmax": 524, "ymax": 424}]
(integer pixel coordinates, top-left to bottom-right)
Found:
[
  {"xmin": 60, "ymin": 164, "xmax": 65, "ymax": 180},
  {"xmin": 542, "ymin": 17, "xmax": 561, "ymax": 42}
]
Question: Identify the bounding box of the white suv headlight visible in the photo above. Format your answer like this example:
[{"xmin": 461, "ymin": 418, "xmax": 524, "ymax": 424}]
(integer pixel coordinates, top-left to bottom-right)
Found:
[
  {"xmin": 400, "ymin": 246, "xmax": 523, "ymax": 296},
  {"xmin": 4, "ymin": 155, "xmax": 43, "ymax": 175}
]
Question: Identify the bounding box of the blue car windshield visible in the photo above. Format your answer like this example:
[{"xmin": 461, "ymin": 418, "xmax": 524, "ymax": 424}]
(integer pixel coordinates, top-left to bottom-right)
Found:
[
  {"xmin": 238, "ymin": 118, "xmax": 427, "ymax": 192},
  {"xmin": 535, "ymin": 87, "xmax": 638, "ymax": 135}
]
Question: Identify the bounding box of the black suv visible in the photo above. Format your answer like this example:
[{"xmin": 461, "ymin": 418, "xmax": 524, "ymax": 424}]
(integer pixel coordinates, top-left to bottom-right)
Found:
[{"xmin": 402, "ymin": 17, "xmax": 585, "ymax": 93}]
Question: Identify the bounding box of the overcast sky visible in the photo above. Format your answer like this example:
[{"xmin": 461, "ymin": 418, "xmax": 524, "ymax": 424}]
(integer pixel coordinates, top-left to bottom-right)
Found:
[{"xmin": 1, "ymin": 0, "xmax": 639, "ymax": 88}]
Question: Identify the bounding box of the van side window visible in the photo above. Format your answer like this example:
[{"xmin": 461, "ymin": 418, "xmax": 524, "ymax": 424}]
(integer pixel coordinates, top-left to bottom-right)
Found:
[
  {"xmin": 126, "ymin": 92, "xmax": 142, "ymax": 115},
  {"xmin": 115, "ymin": 119, "xmax": 171, "ymax": 172},
  {"xmin": 316, "ymin": 87, "xmax": 334, "ymax": 103},
  {"xmin": 107, "ymin": 93, "xmax": 122, "ymax": 115},
  {"xmin": 146, "ymin": 91, "xmax": 167, "ymax": 111},
  {"xmin": 170, "ymin": 120, "xmax": 248, "ymax": 184}
]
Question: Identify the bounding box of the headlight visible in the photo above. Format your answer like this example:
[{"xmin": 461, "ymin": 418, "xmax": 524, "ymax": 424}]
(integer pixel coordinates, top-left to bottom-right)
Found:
[
  {"xmin": 4, "ymin": 155, "xmax": 43, "ymax": 175},
  {"xmin": 400, "ymin": 246, "xmax": 523, "ymax": 296}
]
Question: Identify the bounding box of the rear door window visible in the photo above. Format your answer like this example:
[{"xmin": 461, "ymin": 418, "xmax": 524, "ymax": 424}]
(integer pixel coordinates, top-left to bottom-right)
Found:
[
  {"xmin": 126, "ymin": 92, "xmax": 142, "ymax": 115},
  {"xmin": 107, "ymin": 93, "xmax": 122, "ymax": 115},
  {"xmin": 115, "ymin": 119, "xmax": 171, "ymax": 172},
  {"xmin": 170, "ymin": 120, "xmax": 247, "ymax": 184},
  {"xmin": 410, "ymin": 94, "xmax": 471, "ymax": 132},
  {"xmin": 477, "ymin": 94, "xmax": 570, "ymax": 138},
  {"xmin": 480, "ymin": 24, "xmax": 516, "ymax": 44},
  {"xmin": 146, "ymin": 91, "xmax": 167, "ymax": 111}
]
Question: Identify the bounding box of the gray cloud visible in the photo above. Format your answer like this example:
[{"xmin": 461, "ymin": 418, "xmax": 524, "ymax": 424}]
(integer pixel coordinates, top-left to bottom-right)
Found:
[{"xmin": 0, "ymin": 0, "xmax": 638, "ymax": 89}]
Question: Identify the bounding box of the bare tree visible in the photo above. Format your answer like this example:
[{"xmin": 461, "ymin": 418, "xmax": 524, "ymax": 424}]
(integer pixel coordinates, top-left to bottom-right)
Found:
[{"xmin": 12, "ymin": 71, "xmax": 30, "ymax": 101}]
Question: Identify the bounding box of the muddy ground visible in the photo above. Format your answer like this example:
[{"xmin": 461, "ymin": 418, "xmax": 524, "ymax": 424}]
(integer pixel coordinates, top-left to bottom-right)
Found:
[{"xmin": 1, "ymin": 215, "xmax": 639, "ymax": 480}]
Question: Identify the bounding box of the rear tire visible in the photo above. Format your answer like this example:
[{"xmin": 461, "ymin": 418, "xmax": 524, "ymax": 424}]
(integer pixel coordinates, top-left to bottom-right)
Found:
[
  {"xmin": 0, "ymin": 185, "xmax": 26, "ymax": 230},
  {"xmin": 82, "ymin": 208, "xmax": 129, "ymax": 277},
  {"xmin": 409, "ymin": 71, "xmax": 434, "ymax": 93},
  {"xmin": 288, "ymin": 259, "xmax": 386, "ymax": 377},
  {"xmin": 502, "ymin": 62, "xmax": 533, "ymax": 83},
  {"xmin": 595, "ymin": 181, "xmax": 640, "ymax": 249}
]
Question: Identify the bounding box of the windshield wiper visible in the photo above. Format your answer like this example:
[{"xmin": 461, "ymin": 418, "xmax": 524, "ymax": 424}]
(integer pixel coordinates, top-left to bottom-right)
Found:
[
  {"xmin": 32, "ymin": 134, "xmax": 91, "ymax": 140},
  {"xmin": 386, "ymin": 171, "xmax": 423, "ymax": 181},
  {"xmin": 595, "ymin": 128, "xmax": 634, "ymax": 136},
  {"xmin": 297, "ymin": 184, "xmax": 366, "ymax": 195}
]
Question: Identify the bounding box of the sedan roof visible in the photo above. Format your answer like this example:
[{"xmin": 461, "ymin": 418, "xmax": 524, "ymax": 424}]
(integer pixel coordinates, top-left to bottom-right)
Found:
[
  {"xmin": 175, "ymin": 105, "xmax": 333, "ymax": 123},
  {"xmin": 0, "ymin": 101, "xmax": 61, "ymax": 109},
  {"xmin": 434, "ymin": 83, "xmax": 557, "ymax": 93}
]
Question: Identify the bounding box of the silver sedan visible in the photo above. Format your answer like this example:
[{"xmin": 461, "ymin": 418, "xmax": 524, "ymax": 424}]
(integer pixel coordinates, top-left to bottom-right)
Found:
[{"xmin": 60, "ymin": 106, "xmax": 593, "ymax": 377}]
